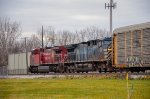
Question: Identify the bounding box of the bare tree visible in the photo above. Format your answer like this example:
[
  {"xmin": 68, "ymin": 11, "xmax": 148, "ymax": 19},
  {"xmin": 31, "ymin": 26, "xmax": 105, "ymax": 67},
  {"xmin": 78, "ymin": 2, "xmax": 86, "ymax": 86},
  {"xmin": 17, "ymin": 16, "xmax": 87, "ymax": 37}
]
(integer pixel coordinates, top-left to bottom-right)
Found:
[
  {"xmin": 35, "ymin": 25, "xmax": 110, "ymax": 47},
  {"xmin": 67, "ymin": 32, "xmax": 78, "ymax": 44},
  {"xmin": 59, "ymin": 30, "xmax": 70, "ymax": 45},
  {"xmin": 16, "ymin": 34, "xmax": 42, "ymax": 52},
  {"xmin": 26, "ymin": 34, "xmax": 41, "ymax": 50},
  {"xmin": 75, "ymin": 30, "xmax": 87, "ymax": 42},
  {"xmin": 37, "ymin": 26, "xmax": 56, "ymax": 47},
  {"xmin": 0, "ymin": 18, "xmax": 21, "ymax": 65},
  {"xmin": 56, "ymin": 30, "xmax": 79, "ymax": 45},
  {"xmin": 73, "ymin": 26, "xmax": 110, "ymax": 43}
]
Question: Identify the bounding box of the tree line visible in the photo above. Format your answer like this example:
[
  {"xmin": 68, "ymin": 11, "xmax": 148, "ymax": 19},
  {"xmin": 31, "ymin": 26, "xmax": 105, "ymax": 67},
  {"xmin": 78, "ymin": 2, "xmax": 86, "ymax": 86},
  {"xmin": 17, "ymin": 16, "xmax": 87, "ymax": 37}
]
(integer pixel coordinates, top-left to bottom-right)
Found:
[{"xmin": 0, "ymin": 18, "xmax": 110, "ymax": 66}]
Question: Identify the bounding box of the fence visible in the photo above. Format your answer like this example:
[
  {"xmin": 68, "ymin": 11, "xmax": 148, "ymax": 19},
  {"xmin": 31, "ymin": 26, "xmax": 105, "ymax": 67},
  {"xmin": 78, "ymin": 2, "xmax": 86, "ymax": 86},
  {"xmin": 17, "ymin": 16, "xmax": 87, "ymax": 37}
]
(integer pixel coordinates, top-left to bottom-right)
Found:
[
  {"xmin": 0, "ymin": 67, "xmax": 28, "ymax": 76},
  {"xmin": 8, "ymin": 69, "xmax": 27, "ymax": 75},
  {"xmin": 0, "ymin": 66, "xmax": 7, "ymax": 75}
]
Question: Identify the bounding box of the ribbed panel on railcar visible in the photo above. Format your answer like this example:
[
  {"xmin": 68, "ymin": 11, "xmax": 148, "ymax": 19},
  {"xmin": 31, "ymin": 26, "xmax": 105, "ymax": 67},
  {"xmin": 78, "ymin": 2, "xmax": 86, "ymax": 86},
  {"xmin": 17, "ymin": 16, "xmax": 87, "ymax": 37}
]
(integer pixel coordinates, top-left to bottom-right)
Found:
[
  {"xmin": 113, "ymin": 22, "xmax": 150, "ymax": 68},
  {"xmin": 142, "ymin": 28, "xmax": 150, "ymax": 67}
]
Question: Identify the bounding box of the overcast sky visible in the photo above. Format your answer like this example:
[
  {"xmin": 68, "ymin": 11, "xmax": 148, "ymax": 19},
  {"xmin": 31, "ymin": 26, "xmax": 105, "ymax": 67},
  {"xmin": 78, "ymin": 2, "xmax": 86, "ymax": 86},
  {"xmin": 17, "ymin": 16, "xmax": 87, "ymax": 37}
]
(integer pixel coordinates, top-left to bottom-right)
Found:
[{"xmin": 0, "ymin": 0, "xmax": 150, "ymax": 36}]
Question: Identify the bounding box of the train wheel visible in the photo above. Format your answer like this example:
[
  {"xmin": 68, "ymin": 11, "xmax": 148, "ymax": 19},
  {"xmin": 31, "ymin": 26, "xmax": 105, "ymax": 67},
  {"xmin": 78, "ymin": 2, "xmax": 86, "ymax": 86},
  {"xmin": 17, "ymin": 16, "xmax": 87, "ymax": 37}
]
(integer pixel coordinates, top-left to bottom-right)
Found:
[
  {"xmin": 119, "ymin": 69, "xmax": 123, "ymax": 73},
  {"xmin": 70, "ymin": 69, "xmax": 74, "ymax": 73},
  {"xmin": 137, "ymin": 69, "xmax": 140, "ymax": 73},
  {"xmin": 114, "ymin": 68, "xmax": 117, "ymax": 73},
  {"xmin": 141, "ymin": 69, "xmax": 145, "ymax": 73},
  {"xmin": 99, "ymin": 68, "xmax": 101, "ymax": 73},
  {"xmin": 66, "ymin": 68, "xmax": 69, "ymax": 73},
  {"xmin": 58, "ymin": 65, "xmax": 64, "ymax": 73},
  {"xmin": 130, "ymin": 69, "xmax": 134, "ymax": 73},
  {"xmin": 72, "ymin": 69, "xmax": 74, "ymax": 73},
  {"xmin": 104, "ymin": 68, "xmax": 107, "ymax": 73},
  {"xmin": 77, "ymin": 71, "xmax": 80, "ymax": 73},
  {"xmin": 64, "ymin": 67, "xmax": 68, "ymax": 73}
]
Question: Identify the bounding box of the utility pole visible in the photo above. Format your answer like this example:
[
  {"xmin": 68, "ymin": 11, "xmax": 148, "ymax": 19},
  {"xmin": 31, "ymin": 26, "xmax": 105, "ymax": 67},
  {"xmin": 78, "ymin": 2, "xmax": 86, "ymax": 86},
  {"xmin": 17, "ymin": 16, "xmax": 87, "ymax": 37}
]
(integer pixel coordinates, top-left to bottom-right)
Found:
[
  {"xmin": 105, "ymin": 0, "xmax": 117, "ymax": 35},
  {"xmin": 25, "ymin": 37, "xmax": 28, "ymax": 74},
  {"xmin": 42, "ymin": 25, "xmax": 44, "ymax": 50}
]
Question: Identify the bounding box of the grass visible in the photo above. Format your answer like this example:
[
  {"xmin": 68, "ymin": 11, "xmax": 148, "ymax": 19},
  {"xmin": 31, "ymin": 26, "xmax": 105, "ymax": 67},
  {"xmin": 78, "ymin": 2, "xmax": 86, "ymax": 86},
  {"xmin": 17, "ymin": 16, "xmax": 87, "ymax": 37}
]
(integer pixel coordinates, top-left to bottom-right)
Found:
[{"xmin": 0, "ymin": 77, "xmax": 149, "ymax": 99}]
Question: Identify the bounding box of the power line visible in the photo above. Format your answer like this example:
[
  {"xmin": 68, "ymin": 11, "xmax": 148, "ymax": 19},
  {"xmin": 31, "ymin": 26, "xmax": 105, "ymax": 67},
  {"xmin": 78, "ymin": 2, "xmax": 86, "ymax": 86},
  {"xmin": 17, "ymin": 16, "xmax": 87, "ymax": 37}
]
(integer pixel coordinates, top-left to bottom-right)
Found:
[
  {"xmin": 24, "ymin": 37, "xmax": 28, "ymax": 74},
  {"xmin": 42, "ymin": 26, "xmax": 44, "ymax": 50},
  {"xmin": 105, "ymin": 0, "xmax": 117, "ymax": 35}
]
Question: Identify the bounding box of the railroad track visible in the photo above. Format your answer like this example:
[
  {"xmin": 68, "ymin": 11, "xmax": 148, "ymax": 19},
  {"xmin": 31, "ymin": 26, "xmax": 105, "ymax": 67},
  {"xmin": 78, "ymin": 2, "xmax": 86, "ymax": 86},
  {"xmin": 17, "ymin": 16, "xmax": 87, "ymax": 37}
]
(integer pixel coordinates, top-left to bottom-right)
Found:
[
  {"xmin": 1, "ymin": 72, "xmax": 149, "ymax": 79},
  {"xmin": 30, "ymin": 72, "xmax": 150, "ymax": 75}
]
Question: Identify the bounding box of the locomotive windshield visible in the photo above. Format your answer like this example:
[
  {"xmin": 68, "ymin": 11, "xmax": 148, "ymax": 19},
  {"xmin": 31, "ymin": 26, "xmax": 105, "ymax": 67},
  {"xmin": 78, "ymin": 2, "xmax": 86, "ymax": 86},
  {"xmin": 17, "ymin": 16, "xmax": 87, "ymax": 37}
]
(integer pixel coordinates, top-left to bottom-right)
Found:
[{"xmin": 31, "ymin": 49, "xmax": 40, "ymax": 55}]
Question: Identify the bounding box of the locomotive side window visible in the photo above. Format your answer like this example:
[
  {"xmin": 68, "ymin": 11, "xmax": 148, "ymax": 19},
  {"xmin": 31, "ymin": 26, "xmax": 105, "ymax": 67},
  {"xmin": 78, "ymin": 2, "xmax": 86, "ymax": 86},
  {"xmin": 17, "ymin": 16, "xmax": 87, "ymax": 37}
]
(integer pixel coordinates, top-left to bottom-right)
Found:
[
  {"xmin": 31, "ymin": 50, "xmax": 34, "ymax": 54},
  {"xmin": 68, "ymin": 48, "xmax": 74, "ymax": 52},
  {"xmin": 45, "ymin": 49, "xmax": 51, "ymax": 53},
  {"xmin": 32, "ymin": 49, "xmax": 40, "ymax": 55},
  {"xmin": 40, "ymin": 48, "xmax": 44, "ymax": 52},
  {"xmin": 88, "ymin": 42, "xmax": 90, "ymax": 46},
  {"xmin": 93, "ymin": 41, "xmax": 97, "ymax": 45},
  {"xmin": 55, "ymin": 50, "xmax": 61, "ymax": 54},
  {"xmin": 104, "ymin": 40, "xmax": 111, "ymax": 45}
]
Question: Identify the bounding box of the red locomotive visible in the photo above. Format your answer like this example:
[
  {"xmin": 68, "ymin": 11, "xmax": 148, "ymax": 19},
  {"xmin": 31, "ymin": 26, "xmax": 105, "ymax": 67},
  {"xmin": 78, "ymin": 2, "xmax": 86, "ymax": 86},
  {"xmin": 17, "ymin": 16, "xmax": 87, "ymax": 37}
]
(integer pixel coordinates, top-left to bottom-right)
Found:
[{"xmin": 30, "ymin": 46, "xmax": 68, "ymax": 73}]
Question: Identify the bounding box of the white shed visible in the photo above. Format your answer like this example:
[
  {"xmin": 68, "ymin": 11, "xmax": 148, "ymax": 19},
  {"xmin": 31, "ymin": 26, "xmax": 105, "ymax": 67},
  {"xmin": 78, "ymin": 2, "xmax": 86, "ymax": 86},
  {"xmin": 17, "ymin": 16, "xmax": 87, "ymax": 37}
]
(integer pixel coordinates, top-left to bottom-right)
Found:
[{"xmin": 8, "ymin": 52, "xmax": 31, "ymax": 74}]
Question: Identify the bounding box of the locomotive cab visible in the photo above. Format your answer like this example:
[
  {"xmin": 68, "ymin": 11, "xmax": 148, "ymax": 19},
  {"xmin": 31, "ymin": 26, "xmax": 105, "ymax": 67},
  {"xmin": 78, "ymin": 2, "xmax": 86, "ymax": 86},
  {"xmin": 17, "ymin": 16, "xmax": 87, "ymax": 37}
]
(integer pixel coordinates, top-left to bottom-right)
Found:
[
  {"xmin": 30, "ymin": 48, "xmax": 54, "ymax": 73},
  {"xmin": 30, "ymin": 48, "xmax": 41, "ymax": 66},
  {"xmin": 29, "ymin": 46, "xmax": 68, "ymax": 73}
]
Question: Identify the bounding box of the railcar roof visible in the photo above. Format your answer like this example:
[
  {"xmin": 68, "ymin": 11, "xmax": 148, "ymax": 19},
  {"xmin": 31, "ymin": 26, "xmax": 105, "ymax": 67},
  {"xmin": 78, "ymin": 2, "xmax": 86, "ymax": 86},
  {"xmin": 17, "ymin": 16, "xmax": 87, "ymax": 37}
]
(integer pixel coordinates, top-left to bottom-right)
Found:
[
  {"xmin": 65, "ymin": 44, "xmax": 78, "ymax": 49},
  {"xmin": 114, "ymin": 22, "xmax": 150, "ymax": 33},
  {"xmin": 36, "ymin": 37, "xmax": 111, "ymax": 50}
]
